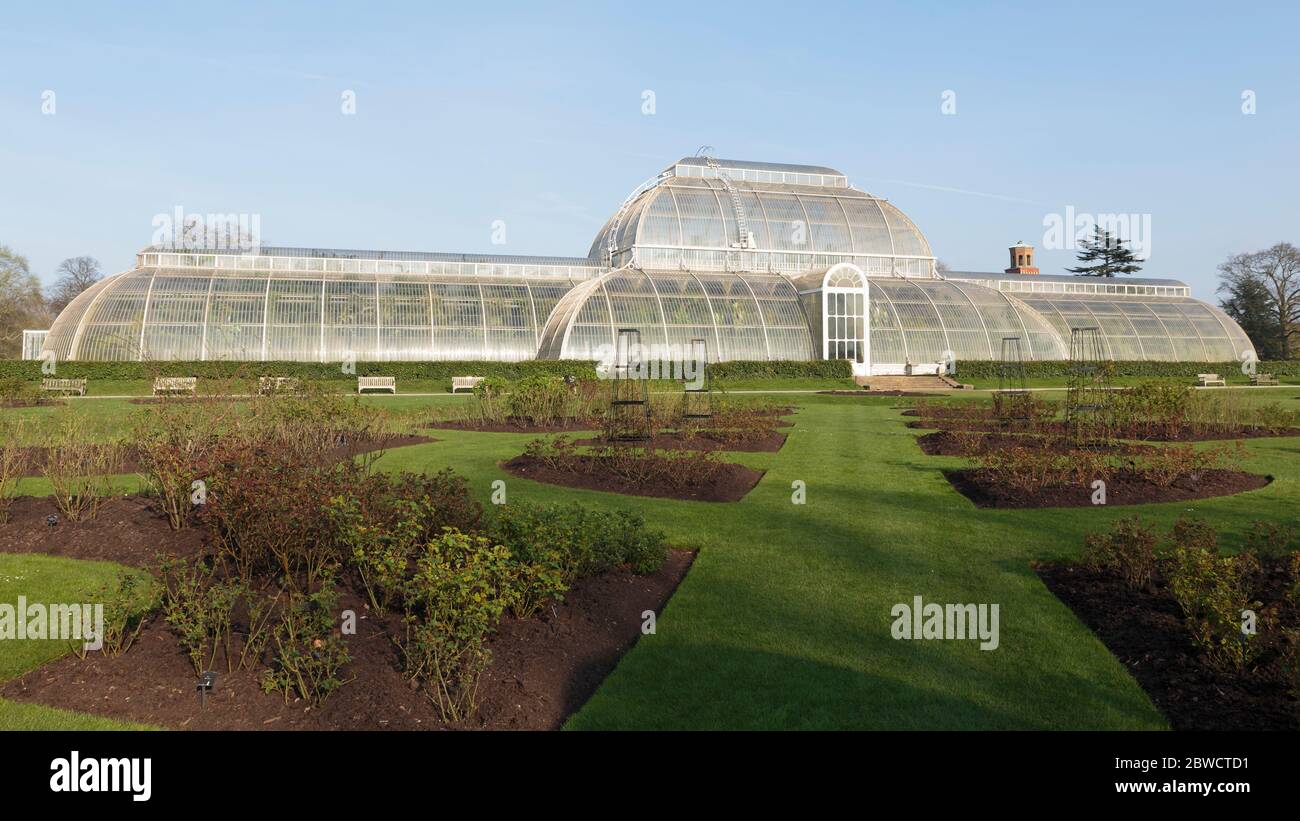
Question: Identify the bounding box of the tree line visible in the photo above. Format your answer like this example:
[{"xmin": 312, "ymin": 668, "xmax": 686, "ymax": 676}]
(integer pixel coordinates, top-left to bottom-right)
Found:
[
  {"xmin": 1217, "ymin": 243, "xmax": 1300, "ymax": 360},
  {"xmin": 0, "ymin": 243, "xmax": 103, "ymax": 357}
]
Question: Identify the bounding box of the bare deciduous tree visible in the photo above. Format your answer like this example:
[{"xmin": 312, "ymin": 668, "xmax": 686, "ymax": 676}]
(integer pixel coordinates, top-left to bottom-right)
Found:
[
  {"xmin": 1217, "ymin": 243, "xmax": 1300, "ymax": 359},
  {"xmin": 47, "ymin": 255, "xmax": 103, "ymax": 314},
  {"xmin": 0, "ymin": 244, "xmax": 51, "ymax": 357}
]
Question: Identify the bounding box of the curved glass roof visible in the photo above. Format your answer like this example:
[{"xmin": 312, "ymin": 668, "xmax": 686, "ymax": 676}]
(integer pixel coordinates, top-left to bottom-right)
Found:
[
  {"xmin": 866, "ymin": 278, "xmax": 1068, "ymax": 364},
  {"xmin": 537, "ymin": 268, "xmax": 813, "ymax": 362},
  {"xmin": 589, "ymin": 173, "xmax": 934, "ymax": 277},
  {"xmin": 1012, "ymin": 294, "xmax": 1254, "ymax": 361},
  {"xmin": 43, "ymin": 267, "xmax": 581, "ymax": 362}
]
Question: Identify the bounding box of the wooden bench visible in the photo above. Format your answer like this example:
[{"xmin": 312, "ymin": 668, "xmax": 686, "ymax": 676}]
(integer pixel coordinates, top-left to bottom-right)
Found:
[
  {"xmin": 40, "ymin": 378, "xmax": 87, "ymax": 396},
  {"xmin": 1250, "ymin": 372, "xmax": 1279, "ymax": 386},
  {"xmin": 451, "ymin": 376, "xmax": 484, "ymax": 394},
  {"xmin": 153, "ymin": 377, "xmax": 197, "ymax": 396},
  {"xmin": 258, "ymin": 376, "xmax": 302, "ymax": 395},
  {"xmin": 1197, "ymin": 373, "xmax": 1226, "ymax": 387},
  {"xmin": 357, "ymin": 376, "xmax": 396, "ymax": 394}
]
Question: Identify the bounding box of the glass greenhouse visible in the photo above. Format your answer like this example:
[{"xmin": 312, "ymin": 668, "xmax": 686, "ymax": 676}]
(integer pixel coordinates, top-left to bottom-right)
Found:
[{"xmin": 38, "ymin": 156, "xmax": 1254, "ymax": 372}]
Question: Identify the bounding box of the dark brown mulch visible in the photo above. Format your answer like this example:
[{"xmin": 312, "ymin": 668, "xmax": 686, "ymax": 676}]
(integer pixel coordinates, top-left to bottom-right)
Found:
[
  {"xmin": 905, "ymin": 418, "xmax": 1300, "ymax": 442},
  {"xmin": 501, "ymin": 454, "xmax": 763, "ymax": 503},
  {"xmin": 945, "ymin": 468, "xmax": 1272, "ymax": 509},
  {"xmin": 915, "ymin": 430, "xmax": 1151, "ymax": 457},
  {"xmin": 573, "ymin": 430, "xmax": 786, "ymax": 453},
  {"xmin": 424, "ymin": 418, "xmax": 599, "ymax": 434},
  {"xmin": 7, "ymin": 434, "xmax": 436, "ymax": 479},
  {"xmin": 1036, "ymin": 560, "xmax": 1300, "ymax": 730},
  {"xmin": 0, "ymin": 550, "xmax": 695, "ymax": 731},
  {"xmin": 0, "ymin": 495, "xmax": 210, "ymax": 565}
]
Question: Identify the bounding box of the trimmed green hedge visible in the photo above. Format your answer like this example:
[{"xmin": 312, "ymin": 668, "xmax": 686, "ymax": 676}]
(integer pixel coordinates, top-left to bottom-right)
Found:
[
  {"xmin": 9, "ymin": 357, "xmax": 1282, "ymax": 383},
  {"xmin": 0, "ymin": 359, "xmax": 599, "ymax": 382},
  {"xmin": 0, "ymin": 358, "xmax": 853, "ymax": 383},
  {"xmin": 953, "ymin": 360, "xmax": 1300, "ymax": 379},
  {"xmin": 708, "ymin": 360, "xmax": 853, "ymax": 380}
]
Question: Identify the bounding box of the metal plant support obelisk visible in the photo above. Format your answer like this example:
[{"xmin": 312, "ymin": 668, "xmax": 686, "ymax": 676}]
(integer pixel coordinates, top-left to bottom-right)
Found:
[
  {"xmin": 1066, "ymin": 326, "xmax": 1111, "ymax": 443},
  {"xmin": 681, "ymin": 337, "xmax": 714, "ymax": 427},
  {"xmin": 606, "ymin": 327, "xmax": 651, "ymax": 442},
  {"xmin": 995, "ymin": 336, "xmax": 1030, "ymax": 428}
]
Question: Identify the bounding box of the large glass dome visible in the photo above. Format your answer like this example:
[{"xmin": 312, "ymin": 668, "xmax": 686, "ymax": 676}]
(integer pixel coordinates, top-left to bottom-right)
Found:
[{"xmin": 588, "ymin": 158, "xmax": 935, "ymax": 278}]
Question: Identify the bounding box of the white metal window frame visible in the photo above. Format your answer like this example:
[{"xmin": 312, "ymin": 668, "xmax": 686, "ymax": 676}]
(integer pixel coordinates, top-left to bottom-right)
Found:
[{"xmin": 820, "ymin": 263, "xmax": 868, "ymax": 367}]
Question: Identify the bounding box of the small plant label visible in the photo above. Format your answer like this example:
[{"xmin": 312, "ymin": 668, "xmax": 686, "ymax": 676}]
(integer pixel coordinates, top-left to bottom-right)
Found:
[
  {"xmin": 190, "ymin": 479, "xmax": 207, "ymax": 506},
  {"xmin": 1241, "ymin": 609, "xmax": 1256, "ymax": 636},
  {"xmin": 641, "ymin": 609, "xmax": 656, "ymax": 635},
  {"xmin": 791, "ymin": 479, "xmax": 806, "ymax": 505},
  {"xmin": 341, "ymin": 610, "xmax": 356, "ymax": 635},
  {"xmin": 491, "ymin": 479, "xmax": 507, "ymax": 505}
]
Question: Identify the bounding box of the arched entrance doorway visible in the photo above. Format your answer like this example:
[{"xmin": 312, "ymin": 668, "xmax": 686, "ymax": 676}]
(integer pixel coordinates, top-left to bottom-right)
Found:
[{"xmin": 821, "ymin": 263, "xmax": 869, "ymax": 377}]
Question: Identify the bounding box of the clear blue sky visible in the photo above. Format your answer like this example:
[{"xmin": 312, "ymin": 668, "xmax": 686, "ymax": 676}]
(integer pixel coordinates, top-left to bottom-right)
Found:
[{"xmin": 2, "ymin": 0, "xmax": 1296, "ymax": 300}]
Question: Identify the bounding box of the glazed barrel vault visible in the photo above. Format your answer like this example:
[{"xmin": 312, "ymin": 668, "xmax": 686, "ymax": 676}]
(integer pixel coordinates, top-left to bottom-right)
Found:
[{"xmin": 39, "ymin": 156, "xmax": 1254, "ymax": 371}]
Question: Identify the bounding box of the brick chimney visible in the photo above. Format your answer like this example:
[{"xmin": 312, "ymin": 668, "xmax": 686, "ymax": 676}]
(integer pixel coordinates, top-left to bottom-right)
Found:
[{"xmin": 1005, "ymin": 241, "xmax": 1039, "ymax": 274}]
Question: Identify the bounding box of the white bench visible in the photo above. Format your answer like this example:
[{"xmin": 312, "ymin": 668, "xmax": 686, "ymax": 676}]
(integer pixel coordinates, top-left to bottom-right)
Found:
[
  {"xmin": 258, "ymin": 376, "xmax": 302, "ymax": 395},
  {"xmin": 1250, "ymin": 372, "xmax": 1279, "ymax": 386},
  {"xmin": 1197, "ymin": 373, "xmax": 1226, "ymax": 387},
  {"xmin": 357, "ymin": 376, "xmax": 396, "ymax": 394},
  {"xmin": 40, "ymin": 378, "xmax": 86, "ymax": 396},
  {"xmin": 153, "ymin": 376, "xmax": 197, "ymax": 396},
  {"xmin": 451, "ymin": 376, "xmax": 484, "ymax": 394}
]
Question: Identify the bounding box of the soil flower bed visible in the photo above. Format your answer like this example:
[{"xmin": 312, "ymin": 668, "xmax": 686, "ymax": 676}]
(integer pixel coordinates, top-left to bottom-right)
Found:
[
  {"xmin": 0, "ymin": 537, "xmax": 694, "ymax": 731},
  {"xmin": 1036, "ymin": 517, "xmax": 1300, "ymax": 730},
  {"xmin": 0, "ymin": 388, "xmax": 695, "ymax": 730},
  {"xmin": 907, "ymin": 417, "xmax": 1300, "ymax": 442},
  {"xmin": 573, "ymin": 429, "xmax": 786, "ymax": 453},
  {"xmin": 503, "ymin": 436, "xmax": 763, "ymax": 502},
  {"xmin": 947, "ymin": 468, "xmax": 1271, "ymax": 509},
  {"xmin": 4, "ymin": 434, "xmax": 434, "ymax": 479}
]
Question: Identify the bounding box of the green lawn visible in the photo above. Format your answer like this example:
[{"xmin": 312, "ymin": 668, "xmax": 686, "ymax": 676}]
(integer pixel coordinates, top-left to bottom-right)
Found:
[
  {"xmin": 5, "ymin": 388, "xmax": 1298, "ymax": 729},
  {"xmin": 0, "ymin": 554, "xmax": 158, "ymax": 729},
  {"xmin": 371, "ymin": 394, "xmax": 1293, "ymax": 729}
]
